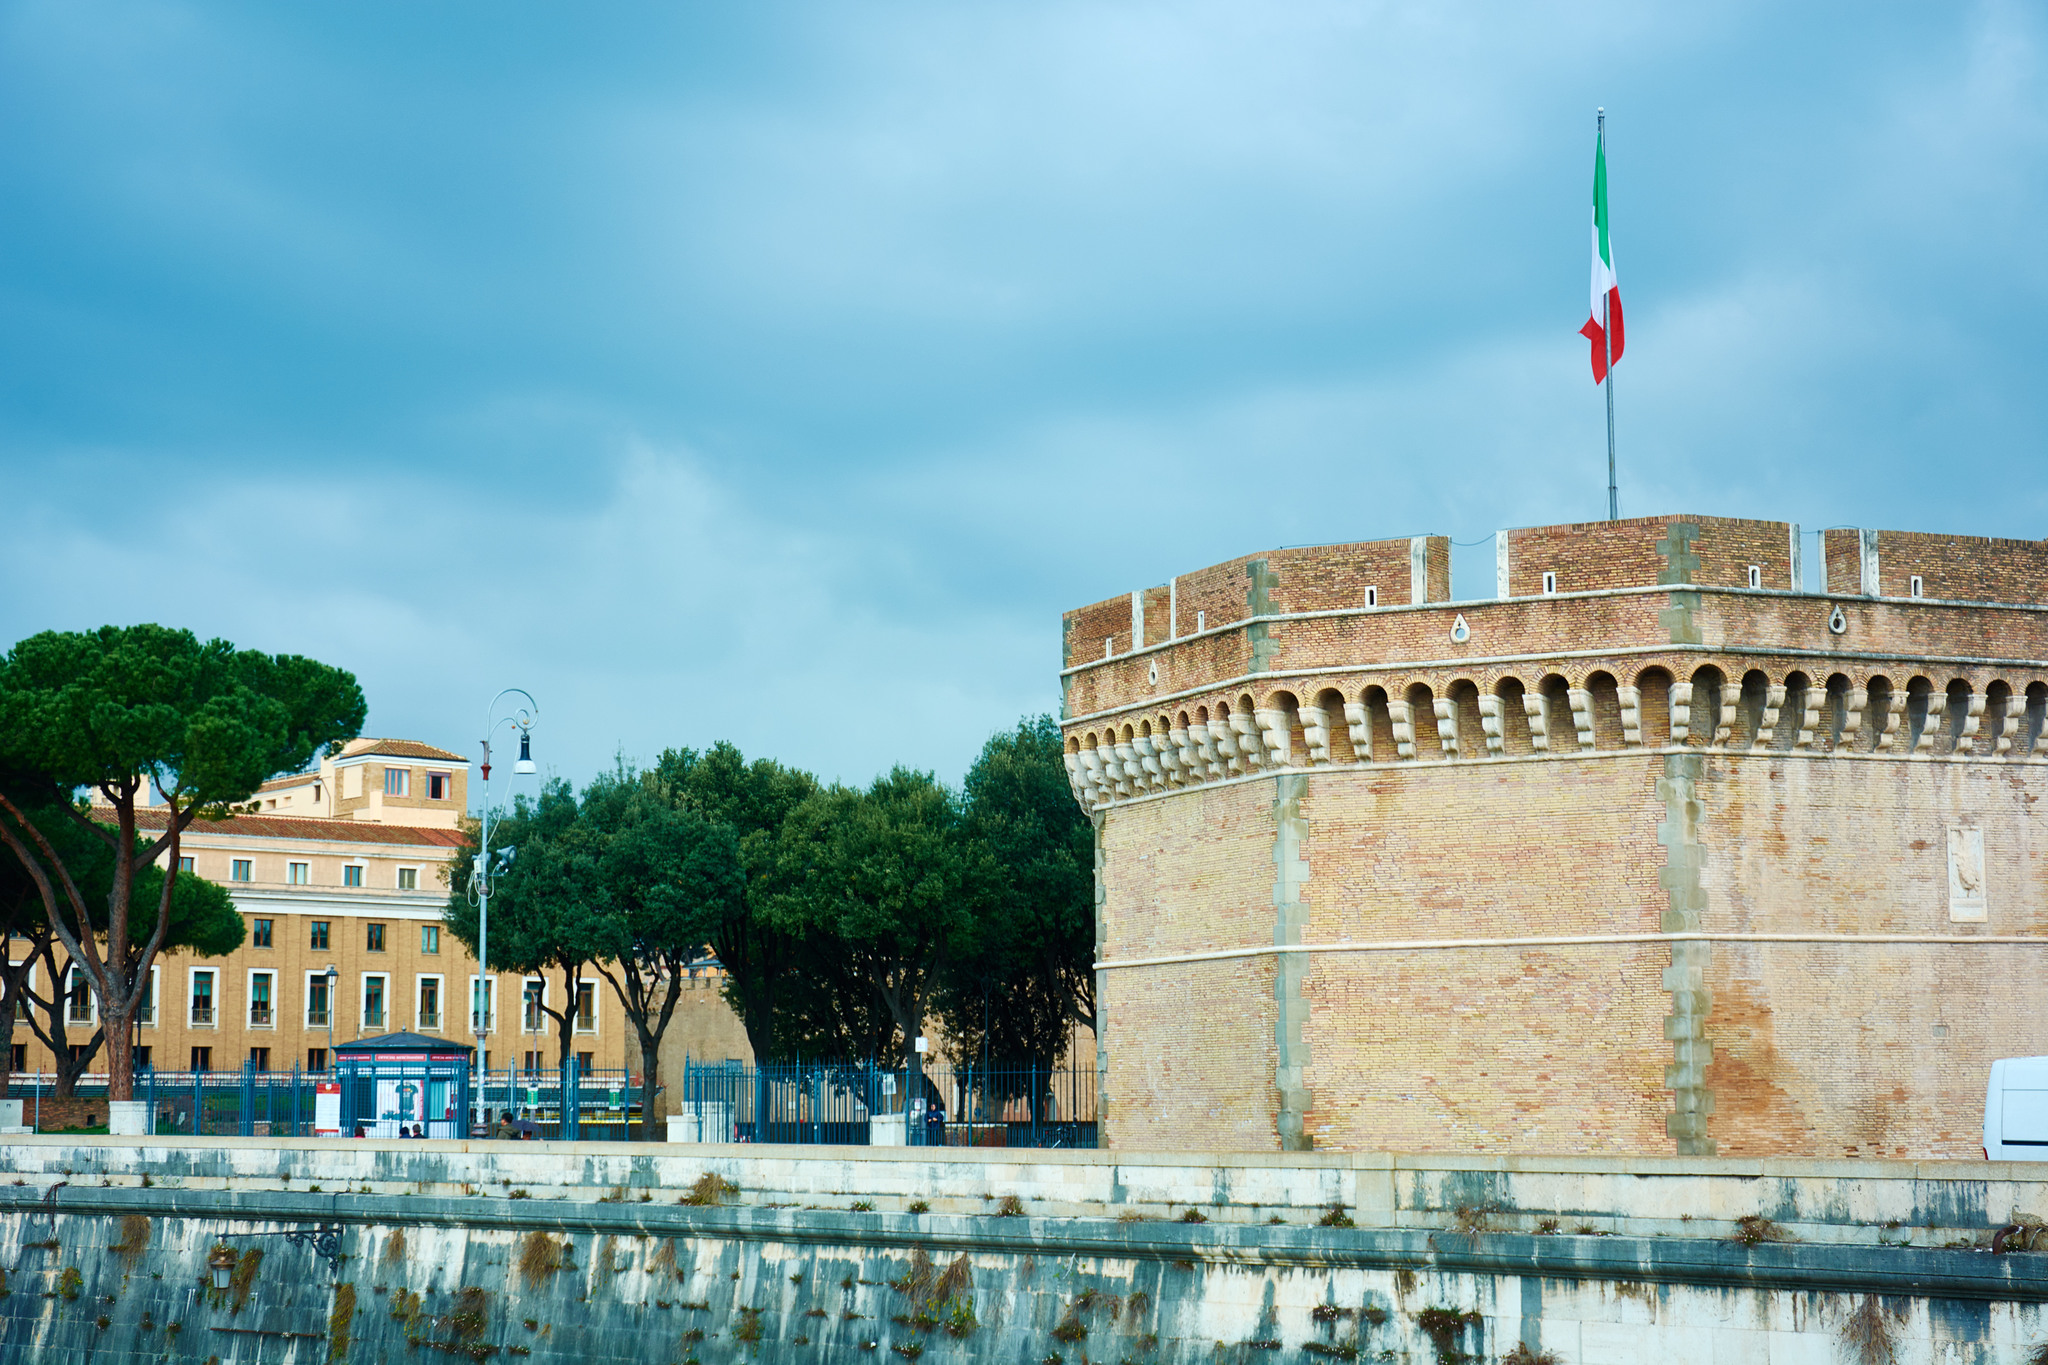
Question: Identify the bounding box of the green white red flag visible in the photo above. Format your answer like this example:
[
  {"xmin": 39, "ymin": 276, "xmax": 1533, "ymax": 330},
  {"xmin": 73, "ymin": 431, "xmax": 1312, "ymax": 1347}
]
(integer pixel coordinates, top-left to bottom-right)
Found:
[{"xmin": 1579, "ymin": 124, "xmax": 1624, "ymax": 384}]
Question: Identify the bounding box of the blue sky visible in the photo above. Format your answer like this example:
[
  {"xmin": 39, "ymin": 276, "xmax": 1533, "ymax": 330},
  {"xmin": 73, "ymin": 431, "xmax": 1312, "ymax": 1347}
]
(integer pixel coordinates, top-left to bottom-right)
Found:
[{"xmin": 4, "ymin": 2, "xmax": 2044, "ymax": 792}]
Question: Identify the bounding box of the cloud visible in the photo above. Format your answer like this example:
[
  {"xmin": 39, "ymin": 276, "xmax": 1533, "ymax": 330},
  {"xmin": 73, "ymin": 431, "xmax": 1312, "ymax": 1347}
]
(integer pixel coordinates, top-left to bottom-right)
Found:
[{"xmin": 4, "ymin": 1, "xmax": 2047, "ymax": 791}]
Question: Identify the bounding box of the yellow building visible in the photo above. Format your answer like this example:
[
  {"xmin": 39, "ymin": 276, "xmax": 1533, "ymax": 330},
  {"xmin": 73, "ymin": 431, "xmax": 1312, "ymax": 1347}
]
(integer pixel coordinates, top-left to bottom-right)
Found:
[{"xmin": 12, "ymin": 738, "xmax": 634, "ymax": 1081}]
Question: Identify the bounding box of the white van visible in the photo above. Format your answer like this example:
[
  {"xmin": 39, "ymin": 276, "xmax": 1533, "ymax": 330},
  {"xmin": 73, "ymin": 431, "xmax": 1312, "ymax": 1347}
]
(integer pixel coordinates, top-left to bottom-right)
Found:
[{"xmin": 1984, "ymin": 1057, "xmax": 2048, "ymax": 1161}]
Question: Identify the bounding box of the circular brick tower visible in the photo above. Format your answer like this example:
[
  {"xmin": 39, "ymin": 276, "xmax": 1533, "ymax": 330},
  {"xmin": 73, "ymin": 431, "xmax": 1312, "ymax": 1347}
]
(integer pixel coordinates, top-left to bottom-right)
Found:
[{"xmin": 1062, "ymin": 515, "xmax": 2048, "ymax": 1157}]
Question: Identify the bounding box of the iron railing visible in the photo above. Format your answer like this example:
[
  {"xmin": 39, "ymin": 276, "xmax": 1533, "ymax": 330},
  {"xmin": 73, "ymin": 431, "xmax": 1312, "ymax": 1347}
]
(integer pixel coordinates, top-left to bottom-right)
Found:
[{"xmin": 676, "ymin": 1058, "xmax": 1097, "ymax": 1148}]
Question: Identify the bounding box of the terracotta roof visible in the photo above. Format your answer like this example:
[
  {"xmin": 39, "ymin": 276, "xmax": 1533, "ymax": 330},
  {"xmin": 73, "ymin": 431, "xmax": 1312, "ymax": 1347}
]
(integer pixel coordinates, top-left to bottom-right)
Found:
[
  {"xmin": 128, "ymin": 808, "xmax": 469, "ymax": 848},
  {"xmin": 341, "ymin": 738, "xmax": 468, "ymax": 763}
]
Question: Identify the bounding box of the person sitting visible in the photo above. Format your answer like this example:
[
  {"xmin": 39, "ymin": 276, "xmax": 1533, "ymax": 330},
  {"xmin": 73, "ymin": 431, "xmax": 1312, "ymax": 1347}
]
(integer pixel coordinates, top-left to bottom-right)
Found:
[{"xmin": 492, "ymin": 1110, "xmax": 516, "ymax": 1141}]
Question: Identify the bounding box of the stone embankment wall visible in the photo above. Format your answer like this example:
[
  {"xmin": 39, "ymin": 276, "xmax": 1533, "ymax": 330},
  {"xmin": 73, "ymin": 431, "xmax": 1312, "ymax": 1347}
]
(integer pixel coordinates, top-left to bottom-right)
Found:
[{"xmin": 3, "ymin": 1139, "xmax": 2048, "ymax": 1362}]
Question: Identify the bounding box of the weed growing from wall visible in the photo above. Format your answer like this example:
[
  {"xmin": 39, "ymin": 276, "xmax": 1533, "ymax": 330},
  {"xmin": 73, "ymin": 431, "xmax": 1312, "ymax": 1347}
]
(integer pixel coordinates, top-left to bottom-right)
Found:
[
  {"xmin": 519, "ymin": 1232, "xmax": 563, "ymax": 1288},
  {"xmin": 680, "ymin": 1174, "xmax": 738, "ymax": 1207},
  {"xmin": 382, "ymin": 1229, "xmax": 407, "ymax": 1267},
  {"xmin": 111, "ymin": 1214, "xmax": 151, "ymax": 1268},
  {"xmin": 329, "ymin": 1282, "xmax": 356, "ymax": 1362},
  {"xmin": 229, "ymin": 1248, "xmax": 263, "ymax": 1314},
  {"xmin": 1837, "ymin": 1297, "xmax": 1902, "ymax": 1365},
  {"xmin": 1413, "ymin": 1307, "xmax": 1482, "ymax": 1364},
  {"xmin": 1731, "ymin": 1216, "xmax": 1795, "ymax": 1247}
]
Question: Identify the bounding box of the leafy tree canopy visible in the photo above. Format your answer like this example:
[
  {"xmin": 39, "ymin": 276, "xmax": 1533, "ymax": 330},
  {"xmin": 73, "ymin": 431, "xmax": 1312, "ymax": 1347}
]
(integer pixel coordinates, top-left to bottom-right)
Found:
[
  {"xmin": 0, "ymin": 625, "xmax": 366, "ymax": 813},
  {"xmin": 766, "ymin": 767, "xmax": 994, "ymax": 1068},
  {"xmin": 650, "ymin": 742, "xmax": 817, "ymax": 1061},
  {"xmin": 935, "ymin": 715, "xmax": 1096, "ymax": 1072},
  {"xmin": 0, "ymin": 624, "xmax": 361, "ymax": 1101}
]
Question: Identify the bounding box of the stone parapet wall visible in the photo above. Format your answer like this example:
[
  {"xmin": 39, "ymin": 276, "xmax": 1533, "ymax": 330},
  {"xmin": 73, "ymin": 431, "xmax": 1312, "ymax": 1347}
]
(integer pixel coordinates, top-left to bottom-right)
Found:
[
  {"xmin": 3, "ymin": 1144, "xmax": 2048, "ymax": 1363},
  {"xmin": 8, "ymin": 1137, "xmax": 2048, "ymax": 1245}
]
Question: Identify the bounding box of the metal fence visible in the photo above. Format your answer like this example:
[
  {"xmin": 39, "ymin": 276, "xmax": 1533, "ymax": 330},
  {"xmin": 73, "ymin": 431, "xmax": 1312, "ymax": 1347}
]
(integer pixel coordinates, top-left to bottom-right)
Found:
[
  {"xmin": 677, "ymin": 1058, "xmax": 1097, "ymax": 1148},
  {"xmin": 7, "ymin": 1063, "xmax": 637, "ymax": 1138}
]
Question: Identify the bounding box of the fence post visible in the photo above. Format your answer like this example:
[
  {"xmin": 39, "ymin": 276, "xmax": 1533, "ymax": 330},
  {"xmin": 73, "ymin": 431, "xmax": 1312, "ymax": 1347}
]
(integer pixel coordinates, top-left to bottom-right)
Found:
[{"xmin": 565, "ymin": 1056, "xmax": 579, "ymax": 1142}]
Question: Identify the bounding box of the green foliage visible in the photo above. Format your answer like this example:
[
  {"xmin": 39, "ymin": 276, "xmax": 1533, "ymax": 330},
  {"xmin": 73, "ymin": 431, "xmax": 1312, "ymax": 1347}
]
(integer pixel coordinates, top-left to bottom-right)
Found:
[
  {"xmin": 0, "ymin": 624, "xmax": 360, "ymax": 1099},
  {"xmin": 654, "ymin": 742, "xmax": 818, "ymax": 1061},
  {"xmin": 0, "ymin": 625, "xmax": 364, "ymax": 813},
  {"xmin": 934, "ymin": 717, "xmax": 1095, "ymax": 1073},
  {"xmin": 444, "ymin": 778, "xmax": 611, "ymax": 1067},
  {"xmin": 765, "ymin": 767, "xmax": 992, "ymax": 1064}
]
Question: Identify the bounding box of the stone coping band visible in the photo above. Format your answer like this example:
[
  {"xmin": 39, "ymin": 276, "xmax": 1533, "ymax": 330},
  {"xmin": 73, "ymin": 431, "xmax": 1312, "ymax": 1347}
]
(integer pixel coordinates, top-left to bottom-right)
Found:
[
  {"xmin": 1096, "ymin": 932, "xmax": 2048, "ymax": 971},
  {"xmin": 1061, "ymin": 579, "xmax": 2048, "ymax": 684},
  {"xmin": 9, "ymin": 1184, "xmax": 2047, "ymax": 1304}
]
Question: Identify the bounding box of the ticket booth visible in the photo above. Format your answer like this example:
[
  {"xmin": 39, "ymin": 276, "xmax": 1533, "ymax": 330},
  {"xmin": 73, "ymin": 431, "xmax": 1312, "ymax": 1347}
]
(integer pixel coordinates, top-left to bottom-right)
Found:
[{"xmin": 333, "ymin": 1032, "xmax": 474, "ymax": 1139}]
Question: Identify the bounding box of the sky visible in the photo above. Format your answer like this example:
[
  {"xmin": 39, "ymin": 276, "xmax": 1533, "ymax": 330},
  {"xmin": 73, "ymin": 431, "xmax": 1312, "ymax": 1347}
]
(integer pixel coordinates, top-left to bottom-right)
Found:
[{"xmin": 4, "ymin": 2, "xmax": 2045, "ymax": 794}]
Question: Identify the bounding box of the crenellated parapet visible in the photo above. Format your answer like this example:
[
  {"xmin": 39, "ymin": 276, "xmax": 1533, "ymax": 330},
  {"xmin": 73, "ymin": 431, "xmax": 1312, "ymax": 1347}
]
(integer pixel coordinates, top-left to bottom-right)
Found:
[{"xmin": 1059, "ymin": 515, "xmax": 2048, "ymax": 810}]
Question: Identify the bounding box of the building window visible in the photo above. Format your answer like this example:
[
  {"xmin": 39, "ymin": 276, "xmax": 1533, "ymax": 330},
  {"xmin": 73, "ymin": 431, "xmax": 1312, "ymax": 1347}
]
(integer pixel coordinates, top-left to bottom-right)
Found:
[
  {"xmin": 65, "ymin": 966, "xmax": 94, "ymax": 1025},
  {"xmin": 343, "ymin": 865, "xmax": 363, "ymax": 888},
  {"xmin": 307, "ymin": 975, "xmax": 330, "ymax": 1028},
  {"xmin": 384, "ymin": 767, "xmax": 409, "ymax": 797},
  {"xmin": 522, "ymin": 1050, "xmax": 544, "ymax": 1071},
  {"xmin": 1364, "ymin": 585, "xmax": 1379, "ymax": 608},
  {"xmin": 177, "ymin": 856, "xmax": 195, "ymax": 873},
  {"xmin": 132, "ymin": 1045, "xmax": 152, "ymax": 1072},
  {"xmin": 231, "ymin": 859, "xmax": 253, "ymax": 882},
  {"xmin": 190, "ymin": 971, "xmax": 215, "ymax": 1026},
  {"xmin": 397, "ymin": 867, "xmax": 419, "ymax": 891},
  {"xmin": 418, "ymin": 977, "xmax": 441, "ymax": 1030},
  {"xmin": 307, "ymin": 1048, "xmax": 328, "ymax": 1071},
  {"xmin": 366, "ymin": 923, "xmax": 385, "ymax": 952},
  {"xmin": 249, "ymin": 972, "xmax": 274, "ymax": 1027},
  {"xmin": 421, "ymin": 925, "xmax": 440, "ymax": 954},
  {"xmin": 249, "ymin": 1047, "xmax": 270, "ymax": 1071},
  {"xmin": 470, "ymin": 978, "xmax": 495, "ymax": 1034},
  {"xmin": 523, "ymin": 979, "xmax": 546, "ymax": 1033},
  {"xmin": 8, "ymin": 1044, "xmax": 23, "ymax": 1072},
  {"xmin": 1747, "ymin": 564, "xmax": 1763, "ymax": 589},
  {"xmin": 138, "ymin": 968, "xmax": 157, "ymax": 1026},
  {"xmin": 1910, "ymin": 574, "xmax": 1924, "ymax": 598},
  {"xmin": 309, "ymin": 921, "xmax": 330, "ymax": 950},
  {"xmin": 190, "ymin": 1046, "xmax": 212, "ymax": 1071},
  {"xmin": 363, "ymin": 976, "xmax": 387, "ymax": 1030},
  {"xmin": 575, "ymin": 981, "xmax": 597, "ymax": 1034},
  {"xmin": 287, "ymin": 862, "xmax": 310, "ymax": 885},
  {"xmin": 67, "ymin": 1043, "xmax": 92, "ymax": 1066},
  {"xmin": 252, "ymin": 919, "xmax": 273, "ymax": 948},
  {"xmin": 1542, "ymin": 571, "xmax": 1558, "ymax": 595},
  {"xmin": 577, "ymin": 1052, "xmax": 594, "ymax": 1070},
  {"xmin": 428, "ymin": 772, "xmax": 450, "ymax": 801}
]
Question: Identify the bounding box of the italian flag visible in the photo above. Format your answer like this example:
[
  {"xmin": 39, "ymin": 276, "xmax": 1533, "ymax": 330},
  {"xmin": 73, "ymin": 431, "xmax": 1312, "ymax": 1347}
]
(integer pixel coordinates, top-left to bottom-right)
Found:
[{"xmin": 1579, "ymin": 123, "xmax": 1624, "ymax": 384}]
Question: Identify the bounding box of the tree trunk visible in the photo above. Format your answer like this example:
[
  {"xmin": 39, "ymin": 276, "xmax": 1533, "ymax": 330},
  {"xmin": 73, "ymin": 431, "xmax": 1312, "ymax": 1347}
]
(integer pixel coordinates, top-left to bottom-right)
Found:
[
  {"xmin": 640, "ymin": 1034, "xmax": 661, "ymax": 1143},
  {"xmin": 555, "ymin": 963, "xmax": 583, "ymax": 1075},
  {"xmin": 104, "ymin": 1000, "xmax": 133, "ymax": 1102},
  {"xmin": 0, "ymin": 959, "xmax": 25, "ymax": 1099}
]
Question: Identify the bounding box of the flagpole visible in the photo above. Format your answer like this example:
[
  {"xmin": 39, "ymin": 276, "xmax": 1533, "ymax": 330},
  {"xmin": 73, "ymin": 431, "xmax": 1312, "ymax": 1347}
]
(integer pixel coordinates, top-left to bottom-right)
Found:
[{"xmin": 1601, "ymin": 108, "xmax": 1617, "ymax": 522}]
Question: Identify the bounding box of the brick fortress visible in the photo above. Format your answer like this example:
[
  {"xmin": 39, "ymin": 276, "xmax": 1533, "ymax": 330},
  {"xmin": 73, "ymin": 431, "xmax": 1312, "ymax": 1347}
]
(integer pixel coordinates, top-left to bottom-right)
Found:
[{"xmin": 1060, "ymin": 515, "xmax": 2048, "ymax": 1158}]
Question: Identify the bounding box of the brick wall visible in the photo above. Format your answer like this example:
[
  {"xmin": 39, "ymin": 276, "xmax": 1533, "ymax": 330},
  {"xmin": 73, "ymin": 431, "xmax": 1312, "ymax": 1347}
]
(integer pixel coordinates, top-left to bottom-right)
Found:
[
  {"xmin": 1094, "ymin": 752, "xmax": 2048, "ymax": 1158},
  {"xmin": 1821, "ymin": 527, "xmax": 2048, "ymax": 603},
  {"xmin": 1499, "ymin": 514, "xmax": 1795, "ymax": 597},
  {"xmin": 1098, "ymin": 781, "xmax": 1283, "ymax": 1151},
  {"xmin": 1064, "ymin": 593, "xmax": 1131, "ymax": 669}
]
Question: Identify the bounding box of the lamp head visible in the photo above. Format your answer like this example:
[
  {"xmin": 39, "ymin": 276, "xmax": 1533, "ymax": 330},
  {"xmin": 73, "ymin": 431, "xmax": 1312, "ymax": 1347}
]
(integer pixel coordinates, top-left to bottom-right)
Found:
[{"xmin": 513, "ymin": 730, "xmax": 536, "ymax": 776}]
